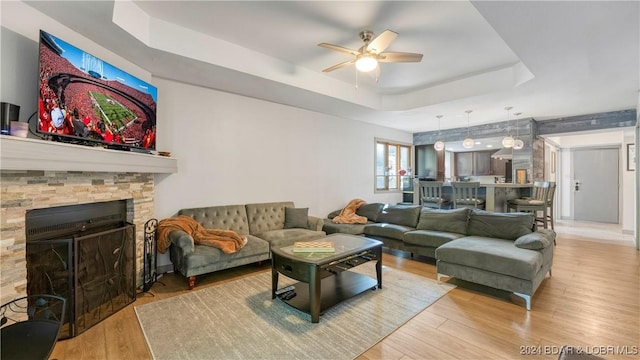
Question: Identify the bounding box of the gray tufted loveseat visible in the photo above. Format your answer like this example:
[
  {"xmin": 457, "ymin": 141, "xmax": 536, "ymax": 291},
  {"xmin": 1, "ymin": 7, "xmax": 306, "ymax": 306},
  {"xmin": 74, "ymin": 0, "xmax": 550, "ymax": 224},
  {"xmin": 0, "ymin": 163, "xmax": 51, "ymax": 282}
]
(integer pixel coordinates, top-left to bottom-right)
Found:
[{"xmin": 168, "ymin": 201, "xmax": 325, "ymax": 289}]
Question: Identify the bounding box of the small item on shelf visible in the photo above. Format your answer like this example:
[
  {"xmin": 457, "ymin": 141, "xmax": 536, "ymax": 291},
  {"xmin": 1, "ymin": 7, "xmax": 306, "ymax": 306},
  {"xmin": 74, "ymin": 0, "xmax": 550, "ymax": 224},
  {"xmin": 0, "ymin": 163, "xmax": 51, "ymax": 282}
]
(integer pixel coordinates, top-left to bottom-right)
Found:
[
  {"xmin": 158, "ymin": 151, "xmax": 171, "ymax": 157},
  {"xmin": 292, "ymin": 241, "xmax": 335, "ymax": 253}
]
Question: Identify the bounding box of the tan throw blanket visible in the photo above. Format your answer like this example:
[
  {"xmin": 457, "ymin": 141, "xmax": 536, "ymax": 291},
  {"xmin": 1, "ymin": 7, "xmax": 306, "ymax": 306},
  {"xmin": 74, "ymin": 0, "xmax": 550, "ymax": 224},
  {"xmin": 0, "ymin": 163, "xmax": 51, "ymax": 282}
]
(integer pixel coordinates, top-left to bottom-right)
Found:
[
  {"xmin": 332, "ymin": 199, "xmax": 368, "ymax": 224},
  {"xmin": 157, "ymin": 215, "xmax": 247, "ymax": 254}
]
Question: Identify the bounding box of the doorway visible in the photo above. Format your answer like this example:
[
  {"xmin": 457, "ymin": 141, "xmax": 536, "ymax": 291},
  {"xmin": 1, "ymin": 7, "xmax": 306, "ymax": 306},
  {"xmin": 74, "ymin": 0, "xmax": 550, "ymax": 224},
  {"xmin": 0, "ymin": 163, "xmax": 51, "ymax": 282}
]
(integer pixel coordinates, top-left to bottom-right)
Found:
[{"xmin": 571, "ymin": 147, "xmax": 619, "ymax": 223}]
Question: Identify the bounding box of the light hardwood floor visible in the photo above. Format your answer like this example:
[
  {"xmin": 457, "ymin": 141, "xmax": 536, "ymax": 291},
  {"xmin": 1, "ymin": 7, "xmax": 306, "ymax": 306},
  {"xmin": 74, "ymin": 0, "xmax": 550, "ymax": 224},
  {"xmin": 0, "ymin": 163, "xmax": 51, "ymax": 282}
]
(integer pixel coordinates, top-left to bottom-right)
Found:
[{"xmin": 51, "ymin": 225, "xmax": 639, "ymax": 360}]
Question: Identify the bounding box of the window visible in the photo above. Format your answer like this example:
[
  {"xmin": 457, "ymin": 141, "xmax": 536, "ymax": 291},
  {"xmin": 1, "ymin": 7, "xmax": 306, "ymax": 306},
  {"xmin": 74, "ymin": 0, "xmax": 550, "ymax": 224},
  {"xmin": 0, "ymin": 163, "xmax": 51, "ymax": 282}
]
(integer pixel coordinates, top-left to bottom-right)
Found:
[{"xmin": 375, "ymin": 139, "xmax": 412, "ymax": 191}]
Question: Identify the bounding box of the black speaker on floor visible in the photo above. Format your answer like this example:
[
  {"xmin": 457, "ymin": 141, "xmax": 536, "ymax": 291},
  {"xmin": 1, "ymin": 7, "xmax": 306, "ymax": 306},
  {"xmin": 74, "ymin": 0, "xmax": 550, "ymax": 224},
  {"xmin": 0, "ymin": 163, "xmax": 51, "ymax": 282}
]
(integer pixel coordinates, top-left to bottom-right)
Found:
[{"xmin": 1, "ymin": 102, "xmax": 20, "ymax": 135}]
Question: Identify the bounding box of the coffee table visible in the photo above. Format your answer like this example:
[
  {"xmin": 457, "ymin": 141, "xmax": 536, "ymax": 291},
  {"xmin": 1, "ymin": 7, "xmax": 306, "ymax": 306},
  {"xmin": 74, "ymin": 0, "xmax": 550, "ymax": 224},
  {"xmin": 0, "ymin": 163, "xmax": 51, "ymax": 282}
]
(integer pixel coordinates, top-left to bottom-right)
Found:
[{"xmin": 271, "ymin": 233, "xmax": 382, "ymax": 323}]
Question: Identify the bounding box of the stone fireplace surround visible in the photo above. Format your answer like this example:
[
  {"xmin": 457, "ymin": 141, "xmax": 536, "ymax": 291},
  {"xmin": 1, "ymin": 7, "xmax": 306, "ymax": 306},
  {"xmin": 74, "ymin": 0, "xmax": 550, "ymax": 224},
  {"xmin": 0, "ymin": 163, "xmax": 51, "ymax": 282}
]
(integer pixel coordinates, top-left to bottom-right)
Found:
[{"xmin": 0, "ymin": 135, "xmax": 177, "ymax": 305}]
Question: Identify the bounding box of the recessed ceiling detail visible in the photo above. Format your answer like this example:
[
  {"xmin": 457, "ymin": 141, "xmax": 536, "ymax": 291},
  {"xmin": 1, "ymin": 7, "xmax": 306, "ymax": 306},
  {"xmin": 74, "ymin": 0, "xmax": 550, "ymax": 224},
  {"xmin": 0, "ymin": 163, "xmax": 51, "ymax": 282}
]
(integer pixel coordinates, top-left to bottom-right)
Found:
[{"xmin": 20, "ymin": 0, "xmax": 639, "ymax": 133}]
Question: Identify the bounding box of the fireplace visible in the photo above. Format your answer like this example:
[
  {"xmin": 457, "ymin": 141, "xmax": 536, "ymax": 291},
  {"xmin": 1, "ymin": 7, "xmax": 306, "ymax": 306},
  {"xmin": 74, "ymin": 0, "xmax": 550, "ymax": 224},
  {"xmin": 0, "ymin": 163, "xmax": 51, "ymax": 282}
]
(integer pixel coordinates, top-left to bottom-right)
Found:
[{"xmin": 25, "ymin": 200, "xmax": 136, "ymax": 339}]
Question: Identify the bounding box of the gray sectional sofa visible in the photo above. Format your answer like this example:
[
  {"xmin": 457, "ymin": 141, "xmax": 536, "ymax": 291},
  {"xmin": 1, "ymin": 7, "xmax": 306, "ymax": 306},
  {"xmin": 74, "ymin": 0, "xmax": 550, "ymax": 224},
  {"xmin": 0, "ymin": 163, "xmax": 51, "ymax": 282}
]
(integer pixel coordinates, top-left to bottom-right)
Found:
[
  {"xmin": 323, "ymin": 204, "xmax": 555, "ymax": 310},
  {"xmin": 167, "ymin": 201, "xmax": 326, "ymax": 289}
]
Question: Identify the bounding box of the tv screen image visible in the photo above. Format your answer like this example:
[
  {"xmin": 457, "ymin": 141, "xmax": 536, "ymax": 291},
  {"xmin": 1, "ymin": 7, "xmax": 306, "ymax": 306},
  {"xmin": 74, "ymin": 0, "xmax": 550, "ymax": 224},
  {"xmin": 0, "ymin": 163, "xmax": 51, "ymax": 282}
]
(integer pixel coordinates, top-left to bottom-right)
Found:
[{"xmin": 38, "ymin": 30, "xmax": 158, "ymax": 150}]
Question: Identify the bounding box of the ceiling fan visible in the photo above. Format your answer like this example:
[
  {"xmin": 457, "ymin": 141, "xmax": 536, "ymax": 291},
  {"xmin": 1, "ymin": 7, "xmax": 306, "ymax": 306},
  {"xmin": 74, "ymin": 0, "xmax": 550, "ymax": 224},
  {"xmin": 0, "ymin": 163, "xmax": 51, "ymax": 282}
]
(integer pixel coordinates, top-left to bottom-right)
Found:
[{"xmin": 318, "ymin": 29, "xmax": 423, "ymax": 73}]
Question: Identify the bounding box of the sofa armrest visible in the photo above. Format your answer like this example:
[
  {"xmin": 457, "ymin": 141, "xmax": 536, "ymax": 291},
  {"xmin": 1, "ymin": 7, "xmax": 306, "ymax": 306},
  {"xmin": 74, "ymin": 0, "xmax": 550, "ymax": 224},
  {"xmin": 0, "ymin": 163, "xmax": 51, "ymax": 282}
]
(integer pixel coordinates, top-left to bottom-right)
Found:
[
  {"xmin": 307, "ymin": 216, "xmax": 324, "ymax": 231},
  {"xmin": 168, "ymin": 229, "xmax": 195, "ymax": 255},
  {"xmin": 514, "ymin": 229, "xmax": 556, "ymax": 250}
]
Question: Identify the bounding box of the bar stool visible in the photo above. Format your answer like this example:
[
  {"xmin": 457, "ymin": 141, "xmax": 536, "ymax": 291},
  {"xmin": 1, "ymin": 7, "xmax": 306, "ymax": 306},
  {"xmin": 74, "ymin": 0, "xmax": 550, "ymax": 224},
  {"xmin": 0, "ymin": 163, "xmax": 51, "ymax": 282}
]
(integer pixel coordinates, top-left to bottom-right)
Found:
[
  {"xmin": 451, "ymin": 181, "xmax": 485, "ymax": 209},
  {"xmin": 507, "ymin": 181, "xmax": 550, "ymax": 228},
  {"xmin": 544, "ymin": 182, "xmax": 557, "ymax": 231},
  {"xmin": 419, "ymin": 181, "xmax": 450, "ymax": 209}
]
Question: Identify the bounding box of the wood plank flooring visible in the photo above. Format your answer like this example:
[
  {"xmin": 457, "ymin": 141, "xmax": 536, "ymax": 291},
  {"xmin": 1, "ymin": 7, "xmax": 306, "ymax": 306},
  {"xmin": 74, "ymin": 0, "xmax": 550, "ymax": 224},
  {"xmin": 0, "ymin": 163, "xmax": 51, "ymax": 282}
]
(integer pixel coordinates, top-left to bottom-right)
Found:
[{"xmin": 50, "ymin": 227, "xmax": 639, "ymax": 360}]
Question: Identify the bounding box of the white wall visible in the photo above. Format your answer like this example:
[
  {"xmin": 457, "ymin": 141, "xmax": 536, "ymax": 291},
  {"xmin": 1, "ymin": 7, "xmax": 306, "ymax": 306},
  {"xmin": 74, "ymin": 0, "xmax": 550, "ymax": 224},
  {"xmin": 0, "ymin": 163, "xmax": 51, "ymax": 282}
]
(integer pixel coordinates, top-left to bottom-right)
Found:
[{"xmin": 153, "ymin": 78, "xmax": 411, "ymax": 219}]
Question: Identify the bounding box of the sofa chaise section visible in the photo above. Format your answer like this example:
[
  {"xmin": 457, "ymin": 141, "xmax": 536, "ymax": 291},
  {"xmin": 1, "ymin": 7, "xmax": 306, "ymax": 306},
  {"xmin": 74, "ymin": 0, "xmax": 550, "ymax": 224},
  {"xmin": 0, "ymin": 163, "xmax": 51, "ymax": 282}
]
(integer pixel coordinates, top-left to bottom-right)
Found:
[{"xmin": 435, "ymin": 210, "xmax": 555, "ymax": 310}]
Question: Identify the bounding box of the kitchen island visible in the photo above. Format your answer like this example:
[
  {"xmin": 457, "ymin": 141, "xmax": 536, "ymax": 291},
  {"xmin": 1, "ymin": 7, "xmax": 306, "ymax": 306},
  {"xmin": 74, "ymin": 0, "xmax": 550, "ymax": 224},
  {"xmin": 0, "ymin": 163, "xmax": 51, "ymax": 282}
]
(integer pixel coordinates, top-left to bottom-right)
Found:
[
  {"xmin": 482, "ymin": 183, "xmax": 533, "ymax": 212},
  {"xmin": 413, "ymin": 179, "xmax": 532, "ymax": 212}
]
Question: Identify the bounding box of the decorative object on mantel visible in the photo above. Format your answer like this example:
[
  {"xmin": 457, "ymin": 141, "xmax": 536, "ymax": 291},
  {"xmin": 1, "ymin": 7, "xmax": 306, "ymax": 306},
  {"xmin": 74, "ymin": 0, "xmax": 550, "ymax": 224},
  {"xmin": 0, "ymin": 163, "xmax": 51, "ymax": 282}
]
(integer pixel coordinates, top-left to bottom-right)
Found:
[
  {"xmin": 434, "ymin": 115, "xmax": 445, "ymax": 151},
  {"xmin": 627, "ymin": 143, "xmax": 635, "ymax": 171},
  {"xmin": 462, "ymin": 110, "xmax": 474, "ymax": 149},
  {"xmin": 502, "ymin": 106, "xmax": 515, "ymax": 148},
  {"xmin": 9, "ymin": 121, "xmax": 28, "ymax": 138},
  {"xmin": 158, "ymin": 151, "xmax": 171, "ymax": 157},
  {"xmin": 513, "ymin": 112, "xmax": 525, "ymax": 150}
]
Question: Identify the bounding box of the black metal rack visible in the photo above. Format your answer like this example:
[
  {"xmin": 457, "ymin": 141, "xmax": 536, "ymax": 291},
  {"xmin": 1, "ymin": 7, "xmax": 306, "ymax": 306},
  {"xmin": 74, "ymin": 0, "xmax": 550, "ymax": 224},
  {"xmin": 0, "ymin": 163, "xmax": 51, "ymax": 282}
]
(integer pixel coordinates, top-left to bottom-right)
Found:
[{"xmin": 142, "ymin": 218, "xmax": 159, "ymax": 292}]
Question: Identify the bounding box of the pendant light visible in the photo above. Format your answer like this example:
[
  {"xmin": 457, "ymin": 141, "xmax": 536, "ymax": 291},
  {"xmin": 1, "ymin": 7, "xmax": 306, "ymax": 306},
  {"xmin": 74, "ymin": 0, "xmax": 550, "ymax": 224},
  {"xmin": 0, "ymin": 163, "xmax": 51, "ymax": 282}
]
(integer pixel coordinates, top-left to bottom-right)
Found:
[
  {"xmin": 434, "ymin": 115, "xmax": 445, "ymax": 151},
  {"xmin": 513, "ymin": 112, "xmax": 524, "ymax": 150},
  {"xmin": 462, "ymin": 110, "xmax": 474, "ymax": 149},
  {"xmin": 501, "ymin": 106, "xmax": 514, "ymax": 148}
]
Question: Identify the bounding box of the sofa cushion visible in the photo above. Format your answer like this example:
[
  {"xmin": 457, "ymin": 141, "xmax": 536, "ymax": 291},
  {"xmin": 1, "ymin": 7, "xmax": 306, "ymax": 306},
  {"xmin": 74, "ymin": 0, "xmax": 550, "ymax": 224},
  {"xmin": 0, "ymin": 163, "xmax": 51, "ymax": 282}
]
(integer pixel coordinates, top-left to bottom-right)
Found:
[
  {"xmin": 246, "ymin": 201, "xmax": 294, "ymax": 234},
  {"xmin": 416, "ymin": 208, "xmax": 469, "ymax": 234},
  {"xmin": 256, "ymin": 228, "xmax": 326, "ymax": 249},
  {"xmin": 467, "ymin": 210, "xmax": 534, "ymax": 240},
  {"xmin": 376, "ymin": 205, "xmax": 421, "ymax": 227},
  {"xmin": 322, "ymin": 219, "xmax": 370, "ymax": 235},
  {"xmin": 356, "ymin": 203, "xmax": 385, "ymax": 222},
  {"xmin": 327, "ymin": 209, "xmax": 341, "ymax": 219},
  {"xmin": 178, "ymin": 204, "xmax": 250, "ymax": 235},
  {"xmin": 515, "ymin": 229, "xmax": 556, "ymax": 250},
  {"xmin": 364, "ymin": 223, "xmax": 414, "ymax": 240},
  {"xmin": 284, "ymin": 207, "xmax": 308, "ymax": 229},
  {"xmin": 403, "ymin": 230, "xmax": 465, "ymax": 248},
  {"xmin": 435, "ymin": 237, "xmax": 543, "ymax": 280}
]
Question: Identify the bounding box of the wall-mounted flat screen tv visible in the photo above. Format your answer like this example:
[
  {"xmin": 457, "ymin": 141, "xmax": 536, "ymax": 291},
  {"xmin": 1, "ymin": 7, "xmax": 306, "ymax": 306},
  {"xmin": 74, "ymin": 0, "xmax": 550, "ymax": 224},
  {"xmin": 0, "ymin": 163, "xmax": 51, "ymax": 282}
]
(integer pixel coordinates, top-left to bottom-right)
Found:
[{"xmin": 37, "ymin": 30, "xmax": 157, "ymax": 151}]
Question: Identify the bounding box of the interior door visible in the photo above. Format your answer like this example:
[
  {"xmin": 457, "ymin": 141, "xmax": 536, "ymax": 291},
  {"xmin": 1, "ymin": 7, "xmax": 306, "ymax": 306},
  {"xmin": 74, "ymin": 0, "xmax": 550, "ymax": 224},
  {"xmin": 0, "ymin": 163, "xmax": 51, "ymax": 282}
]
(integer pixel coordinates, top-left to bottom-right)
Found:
[{"xmin": 572, "ymin": 147, "xmax": 619, "ymax": 223}]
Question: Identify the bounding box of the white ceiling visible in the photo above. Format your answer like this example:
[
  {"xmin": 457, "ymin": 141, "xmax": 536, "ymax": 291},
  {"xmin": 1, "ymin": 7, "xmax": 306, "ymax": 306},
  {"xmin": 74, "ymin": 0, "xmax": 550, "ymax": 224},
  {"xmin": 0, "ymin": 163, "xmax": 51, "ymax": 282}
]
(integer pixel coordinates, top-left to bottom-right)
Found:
[{"xmin": 23, "ymin": 0, "xmax": 639, "ymax": 133}]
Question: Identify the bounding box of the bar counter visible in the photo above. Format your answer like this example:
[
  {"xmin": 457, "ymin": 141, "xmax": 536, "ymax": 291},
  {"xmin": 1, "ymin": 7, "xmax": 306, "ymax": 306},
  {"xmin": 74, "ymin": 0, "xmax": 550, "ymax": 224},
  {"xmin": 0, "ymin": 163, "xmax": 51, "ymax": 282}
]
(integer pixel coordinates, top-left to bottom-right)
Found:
[
  {"xmin": 413, "ymin": 180, "xmax": 533, "ymax": 212},
  {"xmin": 481, "ymin": 183, "xmax": 533, "ymax": 212}
]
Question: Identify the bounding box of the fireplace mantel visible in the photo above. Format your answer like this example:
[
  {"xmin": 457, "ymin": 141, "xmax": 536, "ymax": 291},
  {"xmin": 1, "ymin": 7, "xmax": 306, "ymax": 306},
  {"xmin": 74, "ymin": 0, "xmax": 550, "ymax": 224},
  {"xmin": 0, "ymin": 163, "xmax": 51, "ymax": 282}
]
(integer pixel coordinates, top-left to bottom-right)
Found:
[{"xmin": 0, "ymin": 135, "xmax": 177, "ymax": 173}]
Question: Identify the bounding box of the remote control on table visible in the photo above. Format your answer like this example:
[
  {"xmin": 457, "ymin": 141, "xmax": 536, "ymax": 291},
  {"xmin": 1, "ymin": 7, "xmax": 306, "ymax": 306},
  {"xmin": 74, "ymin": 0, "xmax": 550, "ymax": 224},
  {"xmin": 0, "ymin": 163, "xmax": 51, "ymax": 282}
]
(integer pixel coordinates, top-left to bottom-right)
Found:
[
  {"xmin": 282, "ymin": 291, "xmax": 297, "ymax": 300},
  {"xmin": 275, "ymin": 285, "xmax": 295, "ymax": 296}
]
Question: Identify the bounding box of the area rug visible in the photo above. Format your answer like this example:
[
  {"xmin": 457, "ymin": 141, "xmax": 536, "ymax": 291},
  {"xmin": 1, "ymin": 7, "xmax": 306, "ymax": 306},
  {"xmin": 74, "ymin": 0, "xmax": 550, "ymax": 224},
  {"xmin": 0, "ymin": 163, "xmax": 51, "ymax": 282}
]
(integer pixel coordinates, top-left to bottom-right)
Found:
[{"xmin": 135, "ymin": 263, "xmax": 454, "ymax": 360}]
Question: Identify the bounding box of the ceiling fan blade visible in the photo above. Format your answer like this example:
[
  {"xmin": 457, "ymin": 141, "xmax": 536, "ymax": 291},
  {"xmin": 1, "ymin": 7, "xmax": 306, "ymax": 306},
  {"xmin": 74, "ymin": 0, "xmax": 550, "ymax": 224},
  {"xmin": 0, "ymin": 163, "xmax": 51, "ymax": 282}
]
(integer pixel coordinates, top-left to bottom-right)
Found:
[
  {"xmin": 366, "ymin": 29, "xmax": 398, "ymax": 53},
  {"xmin": 378, "ymin": 52, "xmax": 423, "ymax": 63},
  {"xmin": 322, "ymin": 59, "xmax": 356, "ymax": 72},
  {"xmin": 318, "ymin": 43, "xmax": 360, "ymax": 57}
]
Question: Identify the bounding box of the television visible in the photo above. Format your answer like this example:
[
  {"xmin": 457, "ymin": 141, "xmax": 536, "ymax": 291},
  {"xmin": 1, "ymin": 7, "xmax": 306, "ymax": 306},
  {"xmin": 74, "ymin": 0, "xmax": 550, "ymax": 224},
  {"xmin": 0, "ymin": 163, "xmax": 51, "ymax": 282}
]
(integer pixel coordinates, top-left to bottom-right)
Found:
[{"xmin": 37, "ymin": 30, "xmax": 157, "ymax": 151}]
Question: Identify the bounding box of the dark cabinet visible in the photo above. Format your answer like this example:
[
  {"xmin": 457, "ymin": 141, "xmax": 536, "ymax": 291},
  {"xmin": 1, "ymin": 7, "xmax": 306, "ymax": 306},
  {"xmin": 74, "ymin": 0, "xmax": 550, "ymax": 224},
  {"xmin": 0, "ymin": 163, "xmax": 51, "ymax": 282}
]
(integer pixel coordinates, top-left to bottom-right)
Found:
[
  {"xmin": 415, "ymin": 145, "xmax": 442, "ymax": 179},
  {"xmin": 455, "ymin": 150, "xmax": 506, "ymax": 176},
  {"xmin": 475, "ymin": 151, "xmax": 492, "ymax": 175},
  {"xmin": 491, "ymin": 157, "xmax": 507, "ymax": 176},
  {"xmin": 455, "ymin": 152, "xmax": 474, "ymax": 176}
]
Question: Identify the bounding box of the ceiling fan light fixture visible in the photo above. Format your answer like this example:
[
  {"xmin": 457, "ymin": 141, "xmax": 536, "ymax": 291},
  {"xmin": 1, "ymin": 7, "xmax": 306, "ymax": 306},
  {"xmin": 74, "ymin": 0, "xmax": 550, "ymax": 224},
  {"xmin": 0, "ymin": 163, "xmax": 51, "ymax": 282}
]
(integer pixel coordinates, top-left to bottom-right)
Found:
[{"xmin": 355, "ymin": 54, "xmax": 378, "ymax": 72}]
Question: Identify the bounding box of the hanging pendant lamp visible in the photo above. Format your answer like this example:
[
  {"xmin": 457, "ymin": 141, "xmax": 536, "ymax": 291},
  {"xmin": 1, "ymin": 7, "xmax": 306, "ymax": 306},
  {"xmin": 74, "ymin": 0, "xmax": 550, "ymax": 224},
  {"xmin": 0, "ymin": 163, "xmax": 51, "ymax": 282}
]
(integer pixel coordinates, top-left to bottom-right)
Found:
[
  {"xmin": 502, "ymin": 106, "xmax": 514, "ymax": 148},
  {"xmin": 462, "ymin": 110, "xmax": 474, "ymax": 149},
  {"xmin": 513, "ymin": 112, "xmax": 524, "ymax": 150},
  {"xmin": 434, "ymin": 115, "xmax": 445, "ymax": 151}
]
